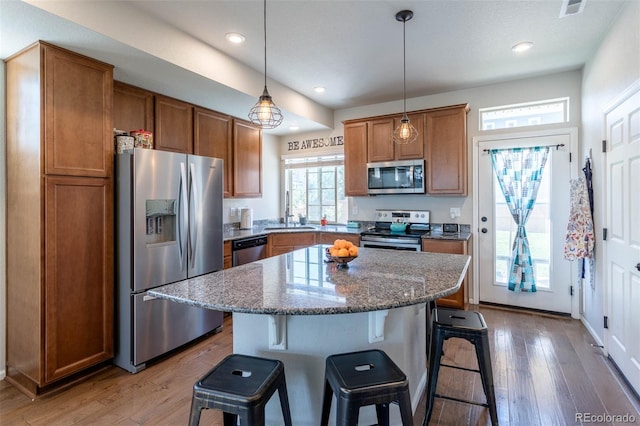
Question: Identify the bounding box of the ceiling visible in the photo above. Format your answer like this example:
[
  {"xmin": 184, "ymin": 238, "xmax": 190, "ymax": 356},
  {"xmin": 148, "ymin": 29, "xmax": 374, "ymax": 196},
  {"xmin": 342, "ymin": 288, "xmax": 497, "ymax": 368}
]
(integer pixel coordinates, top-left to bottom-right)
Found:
[{"xmin": 0, "ymin": 0, "xmax": 629, "ymax": 135}]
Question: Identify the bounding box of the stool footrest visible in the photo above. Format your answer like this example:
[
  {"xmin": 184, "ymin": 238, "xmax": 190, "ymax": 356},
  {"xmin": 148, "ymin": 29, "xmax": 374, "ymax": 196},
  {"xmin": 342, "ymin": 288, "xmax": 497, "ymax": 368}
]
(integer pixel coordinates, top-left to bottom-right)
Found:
[
  {"xmin": 434, "ymin": 393, "xmax": 489, "ymax": 408},
  {"xmin": 440, "ymin": 363, "xmax": 481, "ymax": 374}
]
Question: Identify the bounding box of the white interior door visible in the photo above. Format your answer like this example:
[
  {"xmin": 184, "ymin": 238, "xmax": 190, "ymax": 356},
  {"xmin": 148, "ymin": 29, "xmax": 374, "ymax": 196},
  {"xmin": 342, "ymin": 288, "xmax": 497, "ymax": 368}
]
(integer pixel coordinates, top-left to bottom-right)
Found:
[
  {"xmin": 476, "ymin": 130, "xmax": 576, "ymax": 315},
  {"xmin": 605, "ymin": 84, "xmax": 640, "ymax": 395}
]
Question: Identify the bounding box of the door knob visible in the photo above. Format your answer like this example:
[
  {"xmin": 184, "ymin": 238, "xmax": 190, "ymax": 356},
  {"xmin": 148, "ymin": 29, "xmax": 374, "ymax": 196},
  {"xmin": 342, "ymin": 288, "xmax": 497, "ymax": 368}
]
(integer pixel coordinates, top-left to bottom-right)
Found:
[
  {"xmin": 636, "ymin": 263, "xmax": 640, "ymax": 272},
  {"xmin": 481, "ymin": 228, "xmax": 488, "ymax": 234}
]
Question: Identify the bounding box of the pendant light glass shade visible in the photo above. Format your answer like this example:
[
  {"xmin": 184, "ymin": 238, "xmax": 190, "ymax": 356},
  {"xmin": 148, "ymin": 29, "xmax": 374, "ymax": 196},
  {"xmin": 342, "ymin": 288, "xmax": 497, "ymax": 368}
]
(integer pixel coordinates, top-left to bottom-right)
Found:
[
  {"xmin": 248, "ymin": 0, "xmax": 283, "ymax": 129},
  {"xmin": 393, "ymin": 10, "xmax": 418, "ymax": 145}
]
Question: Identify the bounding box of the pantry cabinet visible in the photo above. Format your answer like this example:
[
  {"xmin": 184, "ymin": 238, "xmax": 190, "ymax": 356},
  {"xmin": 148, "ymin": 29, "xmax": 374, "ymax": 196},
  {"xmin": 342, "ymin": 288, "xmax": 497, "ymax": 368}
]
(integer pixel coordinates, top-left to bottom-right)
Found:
[
  {"xmin": 194, "ymin": 107, "xmax": 233, "ymax": 197},
  {"xmin": 422, "ymin": 238, "xmax": 469, "ymax": 309},
  {"xmin": 6, "ymin": 41, "xmax": 114, "ymax": 397},
  {"xmin": 343, "ymin": 122, "xmax": 369, "ymax": 196},
  {"xmin": 113, "ymin": 81, "xmax": 154, "ymax": 133},
  {"xmin": 154, "ymin": 94, "xmax": 194, "ymax": 153}
]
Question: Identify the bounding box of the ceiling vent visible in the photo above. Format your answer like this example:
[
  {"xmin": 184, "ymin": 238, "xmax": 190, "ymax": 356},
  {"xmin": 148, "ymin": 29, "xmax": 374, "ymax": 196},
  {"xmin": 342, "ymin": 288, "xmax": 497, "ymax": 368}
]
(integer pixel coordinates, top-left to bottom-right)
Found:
[{"xmin": 560, "ymin": 0, "xmax": 586, "ymax": 17}]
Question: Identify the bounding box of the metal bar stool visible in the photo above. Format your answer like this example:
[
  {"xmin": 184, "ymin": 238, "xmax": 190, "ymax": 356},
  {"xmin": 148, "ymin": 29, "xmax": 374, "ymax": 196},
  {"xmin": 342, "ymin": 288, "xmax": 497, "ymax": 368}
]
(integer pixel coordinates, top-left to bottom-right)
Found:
[
  {"xmin": 424, "ymin": 307, "xmax": 498, "ymax": 425},
  {"xmin": 320, "ymin": 349, "xmax": 414, "ymax": 426},
  {"xmin": 188, "ymin": 354, "xmax": 292, "ymax": 426}
]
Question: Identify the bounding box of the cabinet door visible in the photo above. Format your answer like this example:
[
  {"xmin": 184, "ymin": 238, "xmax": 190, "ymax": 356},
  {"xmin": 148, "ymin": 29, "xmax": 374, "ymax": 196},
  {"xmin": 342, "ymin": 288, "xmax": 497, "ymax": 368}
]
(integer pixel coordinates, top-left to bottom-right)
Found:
[
  {"xmin": 43, "ymin": 44, "xmax": 113, "ymax": 177},
  {"xmin": 367, "ymin": 117, "xmax": 395, "ymax": 163},
  {"xmin": 45, "ymin": 176, "xmax": 114, "ymax": 383},
  {"xmin": 194, "ymin": 107, "xmax": 233, "ymax": 197},
  {"xmin": 422, "ymin": 239, "xmax": 467, "ymax": 309},
  {"xmin": 425, "ymin": 106, "xmax": 468, "ymax": 195},
  {"xmin": 395, "ymin": 112, "xmax": 425, "ymax": 160},
  {"xmin": 155, "ymin": 95, "xmax": 193, "ymax": 153},
  {"xmin": 318, "ymin": 232, "xmax": 360, "ymax": 247},
  {"xmin": 223, "ymin": 241, "xmax": 233, "ymax": 269},
  {"xmin": 113, "ymin": 81, "xmax": 154, "ymax": 133},
  {"xmin": 233, "ymin": 119, "xmax": 262, "ymax": 197},
  {"xmin": 344, "ymin": 122, "xmax": 368, "ymax": 196}
]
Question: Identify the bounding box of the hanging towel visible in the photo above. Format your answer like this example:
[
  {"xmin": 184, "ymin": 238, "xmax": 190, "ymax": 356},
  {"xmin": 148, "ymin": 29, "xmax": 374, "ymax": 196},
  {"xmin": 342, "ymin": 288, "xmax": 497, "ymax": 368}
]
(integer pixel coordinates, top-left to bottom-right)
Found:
[{"xmin": 564, "ymin": 175, "xmax": 595, "ymax": 260}]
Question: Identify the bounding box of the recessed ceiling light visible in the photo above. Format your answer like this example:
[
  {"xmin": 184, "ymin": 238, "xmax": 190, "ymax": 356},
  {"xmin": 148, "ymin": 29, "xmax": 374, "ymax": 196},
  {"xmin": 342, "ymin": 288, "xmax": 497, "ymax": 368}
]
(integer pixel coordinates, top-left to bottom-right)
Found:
[
  {"xmin": 512, "ymin": 42, "xmax": 533, "ymax": 53},
  {"xmin": 225, "ymin": 32, "xmax": 246, "ymax": 44},
  {"xmin": 313, "ymin": 86, "xmax": 326, "ymax": 93},
  {"xmin": 289, "ymin": 125, "xmax": 300, "ymax": 131}
]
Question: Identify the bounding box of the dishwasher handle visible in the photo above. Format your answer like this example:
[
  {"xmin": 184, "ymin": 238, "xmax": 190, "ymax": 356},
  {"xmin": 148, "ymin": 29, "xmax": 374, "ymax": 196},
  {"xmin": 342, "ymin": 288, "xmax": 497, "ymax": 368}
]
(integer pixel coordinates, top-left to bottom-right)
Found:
[{"xmin": 232, "ymin": 236, "xmax": 268, "ymax": 251}]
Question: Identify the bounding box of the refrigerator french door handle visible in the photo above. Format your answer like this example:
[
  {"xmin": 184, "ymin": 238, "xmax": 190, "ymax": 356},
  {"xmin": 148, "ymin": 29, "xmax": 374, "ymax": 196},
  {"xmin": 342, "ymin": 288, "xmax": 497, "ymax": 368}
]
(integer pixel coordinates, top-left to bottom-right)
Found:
[
  {"xmin": 189, "ymin": 162, "xmax": 199, "ymax": 267},
  {"xmin": 178, "ymin": 162, "xmax": 189, "ymax": 270}
]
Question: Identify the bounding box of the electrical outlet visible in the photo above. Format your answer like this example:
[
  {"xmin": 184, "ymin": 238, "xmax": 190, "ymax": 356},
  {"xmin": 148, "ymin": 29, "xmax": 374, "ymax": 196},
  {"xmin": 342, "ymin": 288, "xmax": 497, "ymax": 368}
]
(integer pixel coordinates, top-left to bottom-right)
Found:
[
  {"xmin": 450, "ymin": 207, "xmax": 461, "ymax": 219},
  {"xmin": 230, "ymin": 207, "xmax": 238, "ymax": 217}
]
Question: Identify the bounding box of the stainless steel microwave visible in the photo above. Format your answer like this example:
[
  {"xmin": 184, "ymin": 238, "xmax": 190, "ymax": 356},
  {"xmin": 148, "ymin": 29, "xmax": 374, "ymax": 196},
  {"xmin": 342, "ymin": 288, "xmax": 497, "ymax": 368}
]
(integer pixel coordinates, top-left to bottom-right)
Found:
[{"xmin": 366, "ymin": 159, "xmax": 425, "ymax": 194}]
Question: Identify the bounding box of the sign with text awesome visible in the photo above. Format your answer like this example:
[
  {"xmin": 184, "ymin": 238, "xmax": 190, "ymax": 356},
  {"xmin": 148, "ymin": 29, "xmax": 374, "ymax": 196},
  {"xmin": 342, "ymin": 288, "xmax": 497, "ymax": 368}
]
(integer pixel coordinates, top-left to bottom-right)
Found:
[{"xmin": 287, "ymin": 136, "xmax": 343, "ymax": 152}]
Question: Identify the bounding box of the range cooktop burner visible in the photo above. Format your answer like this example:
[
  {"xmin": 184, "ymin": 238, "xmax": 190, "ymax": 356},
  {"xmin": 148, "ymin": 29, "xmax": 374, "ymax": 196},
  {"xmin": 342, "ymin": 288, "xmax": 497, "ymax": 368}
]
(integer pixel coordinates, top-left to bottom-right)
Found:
[{"xmin": 361, "ymin": 209, "xmax": 431, "ymax": 238}]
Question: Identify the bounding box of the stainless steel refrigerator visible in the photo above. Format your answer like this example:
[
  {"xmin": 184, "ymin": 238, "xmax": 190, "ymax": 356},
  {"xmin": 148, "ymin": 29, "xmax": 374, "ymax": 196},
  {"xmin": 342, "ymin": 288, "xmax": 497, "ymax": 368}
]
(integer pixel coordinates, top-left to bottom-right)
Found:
[{"xmin": 114, "ymin": 148, "xmax": 224, "ymax": 373}]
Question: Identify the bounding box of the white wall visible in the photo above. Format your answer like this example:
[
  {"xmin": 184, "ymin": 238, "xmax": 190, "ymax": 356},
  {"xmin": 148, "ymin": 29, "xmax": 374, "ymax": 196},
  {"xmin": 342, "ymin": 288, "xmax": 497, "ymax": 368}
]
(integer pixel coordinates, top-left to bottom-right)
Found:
[
  {"xmin": 223, "ymin": 132, "xmax": 280, "ymax": 224},
  {"xmin": 581, "ymin": 1, "xmax": 640, "ymax": 343},
  {"xmin": 279, "ymin": 71, "xmax": 583, "ymax": 225},
  {"xmin": 1, "ymin": 62, "xmax": 6, "ymax": 380}
]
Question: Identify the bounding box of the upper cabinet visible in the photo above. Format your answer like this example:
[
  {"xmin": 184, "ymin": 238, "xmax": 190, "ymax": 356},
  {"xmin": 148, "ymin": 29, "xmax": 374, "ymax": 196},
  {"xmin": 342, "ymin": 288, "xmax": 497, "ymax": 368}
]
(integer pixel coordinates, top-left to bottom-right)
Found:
[
  {"xmin": 343, "ymin": 103, "xmax": 468, "ymax": 196},
  {"xmin": 233, "ymin": 119, "xmax": 262, "ymax": 198},
  {"xmin": 344, "ymin": 121, "xmax": 369, "ymax": 196},
  {"xmin": 113, "ymin": 81, "xmax": 154, "ymax": 133},
  {"xmin": 425, "ymin": 105, "xmax": 469, "ymax": 195},
  {"xmin": 113, "ymin": 82, "xmax": 262, "ymax": 198},
  {"xmin": 39, "ymin": 43, "xmax": 114, "ymax": 177},
  {"xmin": 154, "ymin": 95, "xmax": 194, "ymax": 154},
  {"xmin": 194, "ymin": 107, "xmax": 233, "ymax": 197}
]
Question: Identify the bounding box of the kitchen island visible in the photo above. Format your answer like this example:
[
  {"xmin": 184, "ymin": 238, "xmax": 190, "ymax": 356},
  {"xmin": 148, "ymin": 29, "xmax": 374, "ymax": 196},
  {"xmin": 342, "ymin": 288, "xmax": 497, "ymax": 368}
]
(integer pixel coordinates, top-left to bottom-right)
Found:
[{"xmin": 149, "ymin": 245, "xmax": 470, "ymax": 425}]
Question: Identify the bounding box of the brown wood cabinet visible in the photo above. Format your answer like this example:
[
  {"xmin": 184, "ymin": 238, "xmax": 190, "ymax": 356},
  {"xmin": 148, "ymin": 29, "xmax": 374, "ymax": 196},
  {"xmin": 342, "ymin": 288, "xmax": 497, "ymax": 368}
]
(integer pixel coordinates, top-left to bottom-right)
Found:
[
  {"xmin": 268, "ymin": 232, "xmax": 317, "ymax": 257},
  {"xmin": 317, "ymin": 232, "xmax": 360, "ymax": 247},
  {"xmin": 194, "ymin": 107, "xmax": 233, "ymax": 197},
  {"xmin": 113, "ymin": 81, "xmax": 154, "ymax": 133},
  {"xmin": 6, "ymin": 42, "xmax": 114, "ymax": 397},
  {"xmin": 422, "ymin": 238, "xmax": 469, "ymax": 309},
  {"xmin": 395, "ymin": 112, "xmax": 425, "ymax": 160},
  {"xmin": 154, "ymin": 94, "xmax": 194, "ymax": 153},
  {"xmin": 343, "ymin": 122, "xmax": 368, "ymax": 196},
  {"xmin": 425, "ymin": 105, "xmax": 469, "ymax": 195},
  {"xmin": 343, "ymin": 104, "xmax": 468, "ymax": 196},
  {"xmin": 41, "ymin": 43, "xmax": 113, "ymax": 177},
  {"xmin": 233, "ymin": 119, "xmax": 262, "ymax": 197},
  {"xmin": 223, "ymin": 240, "xmax": 233, "ymax": 269}
]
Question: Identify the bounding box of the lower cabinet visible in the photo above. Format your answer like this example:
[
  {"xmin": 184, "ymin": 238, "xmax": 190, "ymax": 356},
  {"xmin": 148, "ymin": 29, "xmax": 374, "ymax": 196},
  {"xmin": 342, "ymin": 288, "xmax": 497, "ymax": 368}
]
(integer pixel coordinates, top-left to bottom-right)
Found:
[
  {"xmin": 223, "ymin": 240, "xmax": 232, "ymax": 269},
  {"xmin": 7, "ymin": 176, "xmax": 114, "ymax": 396},
  {"xmin": 268, "ymin": 232, "xmax": 317, "ymax": 257},
  {"xmin": 317, "ymin": 232, "xmax": 360, "ymax": 247},
  {"xmin": 422, "ymin": 238, "xmax": 469, "ymax": 309}
]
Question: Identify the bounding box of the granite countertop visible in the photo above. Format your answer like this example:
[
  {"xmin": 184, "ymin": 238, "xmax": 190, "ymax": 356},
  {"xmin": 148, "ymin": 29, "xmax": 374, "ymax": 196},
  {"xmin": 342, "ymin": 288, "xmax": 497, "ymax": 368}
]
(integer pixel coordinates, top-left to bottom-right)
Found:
[
  {"xmin": 148, "ymin": 244, "xmax": 470, "ymax": 315},
  {"xmin": 223, "ymin": 223, "xmax": 471, "ymax": 242},
  {"xmin": 223, "ymin": 224, "xmax": 362, "ymax": 241}
]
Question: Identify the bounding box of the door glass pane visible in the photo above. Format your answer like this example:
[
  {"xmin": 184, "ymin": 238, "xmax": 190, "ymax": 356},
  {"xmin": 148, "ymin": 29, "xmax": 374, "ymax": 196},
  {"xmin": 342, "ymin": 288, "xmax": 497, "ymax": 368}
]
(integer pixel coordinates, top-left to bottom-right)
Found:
[{"xmin": 493, "ymin": 157, "xmax": 551, "ymax": 288}]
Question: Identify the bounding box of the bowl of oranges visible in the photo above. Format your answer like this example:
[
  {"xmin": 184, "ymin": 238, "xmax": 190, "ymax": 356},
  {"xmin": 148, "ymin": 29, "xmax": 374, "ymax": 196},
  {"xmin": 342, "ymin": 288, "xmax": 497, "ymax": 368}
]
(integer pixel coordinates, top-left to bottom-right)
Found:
[{"xmin": 326, "ymin": 239, "xmax": 359, "ymax": 268}]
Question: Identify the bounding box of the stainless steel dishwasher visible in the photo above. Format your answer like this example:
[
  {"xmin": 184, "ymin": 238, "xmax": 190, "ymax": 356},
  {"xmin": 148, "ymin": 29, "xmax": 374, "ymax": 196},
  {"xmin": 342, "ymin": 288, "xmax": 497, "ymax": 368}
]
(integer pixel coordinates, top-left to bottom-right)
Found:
[{"xmin": 232, "ymin": 235, "xmax": 268, "ymax": 266}]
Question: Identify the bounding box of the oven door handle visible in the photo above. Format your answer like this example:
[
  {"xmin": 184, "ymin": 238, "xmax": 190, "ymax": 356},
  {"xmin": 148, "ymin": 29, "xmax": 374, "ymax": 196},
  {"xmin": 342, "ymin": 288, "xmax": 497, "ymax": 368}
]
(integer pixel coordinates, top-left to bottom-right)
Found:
[
  {"xmin": 361, "ymin": 235, "xmax": 420, "ymax": 245},
  {"xmin": 362, "ymin": 241, "xmax": 422, "ymax": 251}
]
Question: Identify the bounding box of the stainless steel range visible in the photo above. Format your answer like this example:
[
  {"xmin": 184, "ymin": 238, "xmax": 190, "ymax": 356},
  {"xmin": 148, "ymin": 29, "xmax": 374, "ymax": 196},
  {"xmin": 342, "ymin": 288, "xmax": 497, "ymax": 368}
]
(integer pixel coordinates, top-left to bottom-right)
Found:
[{"xmin": 360, "ymin": 209, "xmax": 430, "ymax": 251}]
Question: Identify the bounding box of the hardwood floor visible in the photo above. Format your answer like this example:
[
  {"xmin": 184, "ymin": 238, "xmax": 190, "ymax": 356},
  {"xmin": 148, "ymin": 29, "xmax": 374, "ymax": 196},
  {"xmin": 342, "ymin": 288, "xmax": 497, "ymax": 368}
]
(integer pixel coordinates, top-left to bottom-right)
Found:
[{"xmin": 1, "ymin": 306, "xmax": 638, "ymax": 425}]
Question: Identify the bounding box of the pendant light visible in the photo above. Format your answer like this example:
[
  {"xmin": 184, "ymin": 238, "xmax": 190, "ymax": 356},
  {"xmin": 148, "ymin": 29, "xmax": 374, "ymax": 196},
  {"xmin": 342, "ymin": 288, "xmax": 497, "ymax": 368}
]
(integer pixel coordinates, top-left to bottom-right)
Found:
[
  {"xmin": 248, "ymin": 0, "xmax": 283, "ymax": 129},
  {"xmin": 393, "ymin": 10, "xmax": 418, "ymax": 145}
]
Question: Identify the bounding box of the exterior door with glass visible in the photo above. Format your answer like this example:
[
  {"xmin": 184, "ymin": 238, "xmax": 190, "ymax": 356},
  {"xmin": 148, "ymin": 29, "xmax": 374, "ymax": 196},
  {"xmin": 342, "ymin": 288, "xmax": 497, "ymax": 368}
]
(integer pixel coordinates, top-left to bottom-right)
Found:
[{"xmin": 476, "ymin": 130, "xmax": 577, "ymax": 315}]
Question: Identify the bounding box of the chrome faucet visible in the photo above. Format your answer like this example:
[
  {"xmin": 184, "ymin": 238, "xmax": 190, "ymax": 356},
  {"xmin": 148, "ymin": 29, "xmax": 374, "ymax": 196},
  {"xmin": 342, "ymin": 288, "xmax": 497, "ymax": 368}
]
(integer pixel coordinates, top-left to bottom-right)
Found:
[{"xmin": 284, "ymin": 190, "xmax": 294, "ymax": 227}]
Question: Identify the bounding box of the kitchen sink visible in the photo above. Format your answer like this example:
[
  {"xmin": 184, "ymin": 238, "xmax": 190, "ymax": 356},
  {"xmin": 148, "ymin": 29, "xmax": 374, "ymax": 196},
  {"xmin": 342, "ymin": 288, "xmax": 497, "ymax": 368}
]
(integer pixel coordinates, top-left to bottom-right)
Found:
[{"xmin": 263, "ymin": 226, "xmax": 316, "ymax": 230}]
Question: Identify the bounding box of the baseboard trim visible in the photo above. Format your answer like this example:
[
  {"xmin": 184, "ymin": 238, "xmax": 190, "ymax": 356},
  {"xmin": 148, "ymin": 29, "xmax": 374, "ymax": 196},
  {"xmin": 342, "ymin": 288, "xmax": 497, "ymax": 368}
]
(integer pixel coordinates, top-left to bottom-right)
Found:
[{"xmin": 478, "ymin": 301, "xmax": 572, "ymax": 318}]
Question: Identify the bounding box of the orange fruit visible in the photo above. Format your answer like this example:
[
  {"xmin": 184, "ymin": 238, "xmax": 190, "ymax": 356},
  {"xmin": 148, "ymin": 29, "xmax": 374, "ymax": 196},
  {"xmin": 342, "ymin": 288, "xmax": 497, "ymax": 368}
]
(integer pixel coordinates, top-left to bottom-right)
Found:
[
  {"xmin": 348, "ymin": 246, "xmax": 358, "ymax": 256},
  {"xmin": 337, "ymin": 248, "xmax": 349, "ymax": 257},
  {"xmin": 330, "ymin": 248, "xmax": 339, "ymax": 257}
]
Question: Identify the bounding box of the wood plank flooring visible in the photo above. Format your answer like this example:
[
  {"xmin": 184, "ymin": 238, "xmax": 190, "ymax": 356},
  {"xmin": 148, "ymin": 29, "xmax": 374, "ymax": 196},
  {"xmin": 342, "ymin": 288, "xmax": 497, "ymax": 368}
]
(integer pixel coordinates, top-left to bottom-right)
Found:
[{"xmin": 1, "ymin": 306, "xmax": 638, "ymax": 425}]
